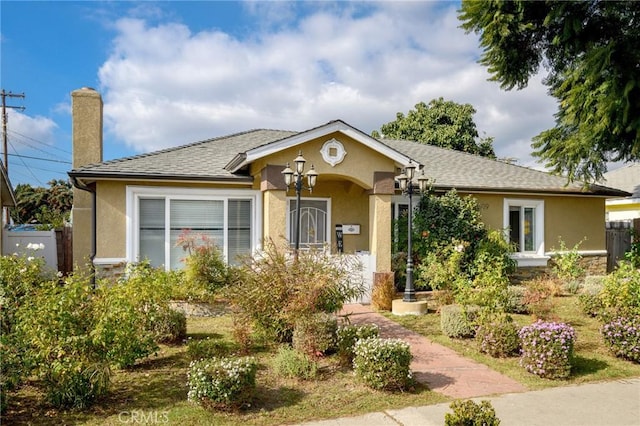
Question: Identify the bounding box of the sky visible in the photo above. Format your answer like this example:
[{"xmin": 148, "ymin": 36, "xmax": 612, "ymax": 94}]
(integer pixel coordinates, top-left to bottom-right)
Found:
[{"xmin": 0, "ymin": 0, "xmax": 560, "ymax": 188}]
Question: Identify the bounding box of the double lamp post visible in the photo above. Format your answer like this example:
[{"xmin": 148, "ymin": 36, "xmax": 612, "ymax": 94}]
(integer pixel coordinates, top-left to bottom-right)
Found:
[
  {"xmin": 281, "ymin": 151, "xmax": 318, "ymax": 258},
  {"xmin": 396, "ymin": 160, "xmax": 429, "ymax": 303}
]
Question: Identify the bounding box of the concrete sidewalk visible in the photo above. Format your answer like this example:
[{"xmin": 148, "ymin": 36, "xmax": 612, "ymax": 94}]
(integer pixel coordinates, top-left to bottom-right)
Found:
[{"xmin": 297, "ymin": 378, "xmax": 640, "ymax": 426}]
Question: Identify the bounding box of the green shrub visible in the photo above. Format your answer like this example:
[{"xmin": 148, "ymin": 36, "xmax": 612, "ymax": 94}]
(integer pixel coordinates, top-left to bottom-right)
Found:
[
  {"xmin": 500, "ymin": 286, "xmax": 528, "ymax": 314},
  {"xmin": 444, "ymin": 399, "xmax": 501, "ymax": 426},
  {"xmin": 519, "ymin": 320, "xmax": 576, "ymax": 380},
  {"xmin": 176, "ymin": 230, "xmax": 232, "ymax": 293},
  {"xmin": 600, "ymin": 261, "xmax": 640, "ymax": 317},
  {"xmin": 292, "ymin": 313, "xmax": 337, "ymax": 357},
  {"xmin": 601, "ymin": 316, "xmax": 640, "ymax": 363},
  {"xmin": 16, "ymin": 274, "xmax": 112, "ymax": 408},
  {"xmin": 92, "ymin": 282, "xmax": 159, "ymax": 369},
  {"xmin": 187, "ymin": 338, "xmax": 235, "ymax": 360},
  {"xmin": 579, "ymin": 293, "xmax": 604, "ymax": 318},
  {"xmin": 0, "ymin": 251, "xmax": 51, "ymax": 335},
  {"xmin": 353, "ymin": 337, "xmax": 413, "ymax": 391},
  {"xmin": 187, "ymin": 357, "xmax": 257, "ymax": 409},
  {"xmin": 550, "ymin": 238, "xmax": 585, "ymax": 284},
  {"xmin": 415, "ymin": 240, "xmax": 468, "ymax": 291},
  {"xmin": 226, "ymin": 239, "xmax": 365, "ymax": 343},
  {"xmin": 440, "ymin": 304, "xmax": 480, "ymax": 338},
  {"xmin": 470, "ymin": 230, "xmax": 517, "ymax": 305},
  {"xmin": 476, "ymin": 316, "xmax": 520, "ymax": 358},
  {"xmin": 149, "ymin": 307, "xmax": 187, "ymax": 344},
  {"xmin": 336, "ymin": 323, "xmax": 380, "ymax": 365},
  {"xmin": 0, "ymin": 334, "xmax": 26, "ymax": 414},
  {"xmin": 273, "ymin": 346, "xmax": 318, "ymax": 380},
  {"xmin": 43, "ymin": 361, "xmax": 111, "ymax": 409}
]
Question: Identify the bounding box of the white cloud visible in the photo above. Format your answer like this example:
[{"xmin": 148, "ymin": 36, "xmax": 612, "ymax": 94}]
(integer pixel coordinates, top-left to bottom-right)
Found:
[
  {"xmin": 98, "ymin": 2, "xmax": 556, "ymax": 167},
  {"xmin": 6, "ymin": 110, "xmax": 58, "ymax": 151}
]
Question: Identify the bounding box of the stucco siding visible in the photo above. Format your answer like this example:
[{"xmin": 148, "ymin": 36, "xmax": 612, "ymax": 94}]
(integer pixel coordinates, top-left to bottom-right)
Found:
[
  {"xmin": 96, "ymin": 181, "xmax": 127, "ymax": 258},
  {"xmin": 545, "ymin": 196, "xmax": 605, "ymax": 251},
  {"xmin": 251, "ymin": 132, "xmax": 395, "ymax": 190}
]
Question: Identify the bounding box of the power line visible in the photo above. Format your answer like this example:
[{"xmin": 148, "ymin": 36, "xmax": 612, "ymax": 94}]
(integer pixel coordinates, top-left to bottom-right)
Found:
[
  {"xmin": 8, "ymin": 140, "xmax": 43, "ymax": 185},
  {"xmin": 6, "ymin": 153, "xmax": 71, "ymax": 164},
  {"xmin": 8, "ymin": 129, "xmax": 71, "ymax": 155}
]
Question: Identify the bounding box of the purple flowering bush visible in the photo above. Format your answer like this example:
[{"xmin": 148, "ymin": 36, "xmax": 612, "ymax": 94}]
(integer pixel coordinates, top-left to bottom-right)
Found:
[
  {"xmin": 601, "ymin": 316, "xmax": 640, "ymax": 363},
  {"xmin": 519, "ymin": 320, "xmax": 576, "ymax": 379}
]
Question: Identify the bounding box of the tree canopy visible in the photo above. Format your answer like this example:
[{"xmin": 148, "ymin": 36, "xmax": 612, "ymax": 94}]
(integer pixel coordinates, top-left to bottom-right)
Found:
[
  {"xmin": 10, "ymin": 179, "xmax": 73, "ymax": 229},
  {"xmin": 459, "ymin": 0, "xmax": 640, "ymax": 182},
  {"xmin": 372, "ymin": 98, "xmax": 496, "ymax": 158}
]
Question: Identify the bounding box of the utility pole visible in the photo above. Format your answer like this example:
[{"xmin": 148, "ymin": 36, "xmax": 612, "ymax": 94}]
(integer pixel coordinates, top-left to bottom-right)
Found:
[
  {"xmin": 1, "ymin": 89, "xmax": 26, "ymax": 226},
  {"xmin": 1, "ymin": 89, "xmax": 26, "ymax": 172}
]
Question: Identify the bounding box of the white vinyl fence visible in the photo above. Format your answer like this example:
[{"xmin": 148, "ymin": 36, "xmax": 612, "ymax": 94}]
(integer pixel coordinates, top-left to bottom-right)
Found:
[{"xmin": 2, "ymin": 229, "xmax": 58, "ymax": 272}]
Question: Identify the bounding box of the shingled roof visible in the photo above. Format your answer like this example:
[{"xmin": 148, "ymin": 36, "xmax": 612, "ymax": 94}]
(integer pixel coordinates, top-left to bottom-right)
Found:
[
  {"xmin": 68, "ymin": 120, "xmax": 628, "ymax": 197},
  {"xmin": 602, "ymin": 163, "xmax": 640, "ymax": 198}
]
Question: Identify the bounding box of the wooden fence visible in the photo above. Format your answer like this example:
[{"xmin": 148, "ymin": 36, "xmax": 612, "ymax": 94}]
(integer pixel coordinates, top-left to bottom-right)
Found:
[{"xmin": 605, "ymin": 219, "xmax": 639, "ymax": 272}]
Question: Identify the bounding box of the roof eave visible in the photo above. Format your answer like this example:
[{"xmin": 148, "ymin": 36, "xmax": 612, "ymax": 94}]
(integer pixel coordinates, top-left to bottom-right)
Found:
[
  {"xmin": 426, "ymin": 184, "xmax": 628, "ymax": 197},
  {"xmin": 68, "ymin": 171, "xmax": 253, "ymax": 186}
]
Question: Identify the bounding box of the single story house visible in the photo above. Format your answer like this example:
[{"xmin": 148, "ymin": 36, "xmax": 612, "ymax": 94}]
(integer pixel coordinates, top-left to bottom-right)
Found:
[
  {"xmin": 1, "ymin": 161, "xmax": 17, "ymax": 254},
  {"xmin": 68, "ymin": 87, "xmax": 628, "ymax": 284},
  {"xmin": 602, "ymin": 163, "xmax": 640, "ymax": 222}
]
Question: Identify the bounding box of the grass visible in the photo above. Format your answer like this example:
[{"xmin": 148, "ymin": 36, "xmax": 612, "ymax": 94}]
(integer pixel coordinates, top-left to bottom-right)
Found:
[
  {"xmin": 385, "ymin": 294, "xmax": 640, "ymax": 390},
  {"xmin": 4, "ymin": 316, "xmax": 448, "ymax": 426},
  {"xmin": 6, "ymin": 294, "xmax": 639, "ymax": 424}
]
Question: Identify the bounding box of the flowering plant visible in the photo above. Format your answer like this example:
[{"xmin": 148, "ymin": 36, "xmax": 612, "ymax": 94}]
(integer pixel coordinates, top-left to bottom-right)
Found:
[
  {"xmin": 353, "ymin": 337, "xmax": 412, "ymax": 391},
  {"xmin": 519, "ymin": 320, "xmax": 576, "ymax": 379},
  {"xmin": 601, "ymin": 316, "xmax": 640, "ymax": 363},
  {"xmin": 187, "ymin": 357, "xmax": 257, "ymax": 408},
  {"xmin": 336, "ymin": 323, "xmax": 379, "ymax": 365}
]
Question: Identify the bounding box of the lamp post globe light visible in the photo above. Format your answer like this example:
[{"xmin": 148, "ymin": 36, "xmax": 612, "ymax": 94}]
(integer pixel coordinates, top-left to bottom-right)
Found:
[
  {"xmin": 396, "ymin": 160, "xmax": 429, "ymax": 303},
  {"xmin": 282, "ymin": 151, "xmax": 318, "ymax": 258}
]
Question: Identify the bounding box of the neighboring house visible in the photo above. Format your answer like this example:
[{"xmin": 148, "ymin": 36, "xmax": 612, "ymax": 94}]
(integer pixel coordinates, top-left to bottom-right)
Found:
[
  {"xmin": 68, "ymin": 88, "xmax": 627, "ymax": 283},
  {"xmin": 1, "ymin": 161, "xmax": 17, "ymax": 254},
  {"xmin": 602, "ymin": 163, "xmax": 640, "ymax": 222}
]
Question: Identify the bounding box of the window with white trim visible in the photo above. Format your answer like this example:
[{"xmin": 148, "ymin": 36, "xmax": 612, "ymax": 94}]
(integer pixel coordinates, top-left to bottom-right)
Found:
[
  {"xmin": 504, "ymin": 198, "xmax": 545, "ymax": 257},
  {"xmin": 287, "ymin": 198, "xmax": 330, "ymax": 249},
  {"xmin": 129, "ymin": 187, "xmax": 259, "ymax": 269}
]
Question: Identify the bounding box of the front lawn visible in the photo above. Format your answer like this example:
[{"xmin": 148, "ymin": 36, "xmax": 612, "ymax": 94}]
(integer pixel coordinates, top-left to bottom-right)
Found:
[
  {"xmin": 5, "ymin": 315, "xmax": 448, "ymax": 426},
  {"xmin": 385, "ymin": 294, "xmax": 640, "ymax": 390}
]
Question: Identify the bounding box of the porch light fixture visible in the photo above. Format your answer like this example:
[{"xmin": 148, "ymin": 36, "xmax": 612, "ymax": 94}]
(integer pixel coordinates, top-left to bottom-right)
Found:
[
  {"xmin": 396, "ymin": 160, "xmax": 429, "ymax": 302},
  {"xmin": 282, "ymin": 151, "xmax": 318, "ymax": 258}
]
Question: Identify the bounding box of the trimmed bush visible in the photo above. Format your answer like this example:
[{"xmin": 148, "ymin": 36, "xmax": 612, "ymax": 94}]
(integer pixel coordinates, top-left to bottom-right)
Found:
[
  {"xmin": 187, "ymin": 357, "xmax": 257, "ymax": 409},
  {"xmin": 445, "ymin": 399, "xmax": 501, "ymax": 426},
  {"xmin": 148, "ymin": 307, "xmax": 187, "ymax": 344},
  {"xmin": 440, "ymin": 304, "xmax": 480, "ymax": 338},
  {"xmin": 476, "ymin": 318, "xmax": 521, "ymax": 358},
  {"xmin": 579, "ymin": 293, "xmax": 603, "ymax": 318},
  {"xmin": 187, "ymin": 338, "xmax": 234, "ymax": 360},
  {"xmin": 519, "ymin": 321, "xmax": 576, "ymax": 379},
  {"xmin": 601, "ymin": 316, "xmax": 640, "ymax": 363},
  {"xmin": 292, "ymin": 313, "xmax": 337, "ymax": 357},
  {"xmin": 353, "ymin": 337, "xmax": 412, "ymax": 391},
  {"xmin": 273, "ymin": 346, "xmax": 318, "ymax": 380},
  {"xmin": 336, "ymin": 323, "xmax": 380, "ymax": 365}
]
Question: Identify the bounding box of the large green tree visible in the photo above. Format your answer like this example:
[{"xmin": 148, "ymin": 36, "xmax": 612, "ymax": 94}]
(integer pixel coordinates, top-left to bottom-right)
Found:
[
  {"xmin": 372, "ymin": 98, "xmax": 496, "ymax": 158},
  {"xmin": 459, "ymin": 0, "xmax": 640, "ymax": 182},
  {"xmin": 10, "ymin": 179, "xmax": 73, "ymax": 228}
]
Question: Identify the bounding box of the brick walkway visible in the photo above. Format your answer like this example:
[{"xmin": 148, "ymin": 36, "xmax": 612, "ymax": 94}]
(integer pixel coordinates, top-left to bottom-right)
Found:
[{"xmin": 340, "ymin": 304, "xmax": 527, "ymax": 399}]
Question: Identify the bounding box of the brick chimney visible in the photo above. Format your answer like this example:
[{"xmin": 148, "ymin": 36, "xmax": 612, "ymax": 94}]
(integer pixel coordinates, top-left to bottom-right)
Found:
[{"xmin": 71, "ymin": 87, "xmax": 103, "ymax": 269}]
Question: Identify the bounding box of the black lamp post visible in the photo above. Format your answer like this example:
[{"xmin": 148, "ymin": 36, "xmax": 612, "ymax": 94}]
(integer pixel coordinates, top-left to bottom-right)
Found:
[
  {"xmin": 396, "ymin": 160, "xmax": 429, "ymax": 302},
  {"xmin": 282, "ymin": 151, "xmax": 318, "ymax": 259}
]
